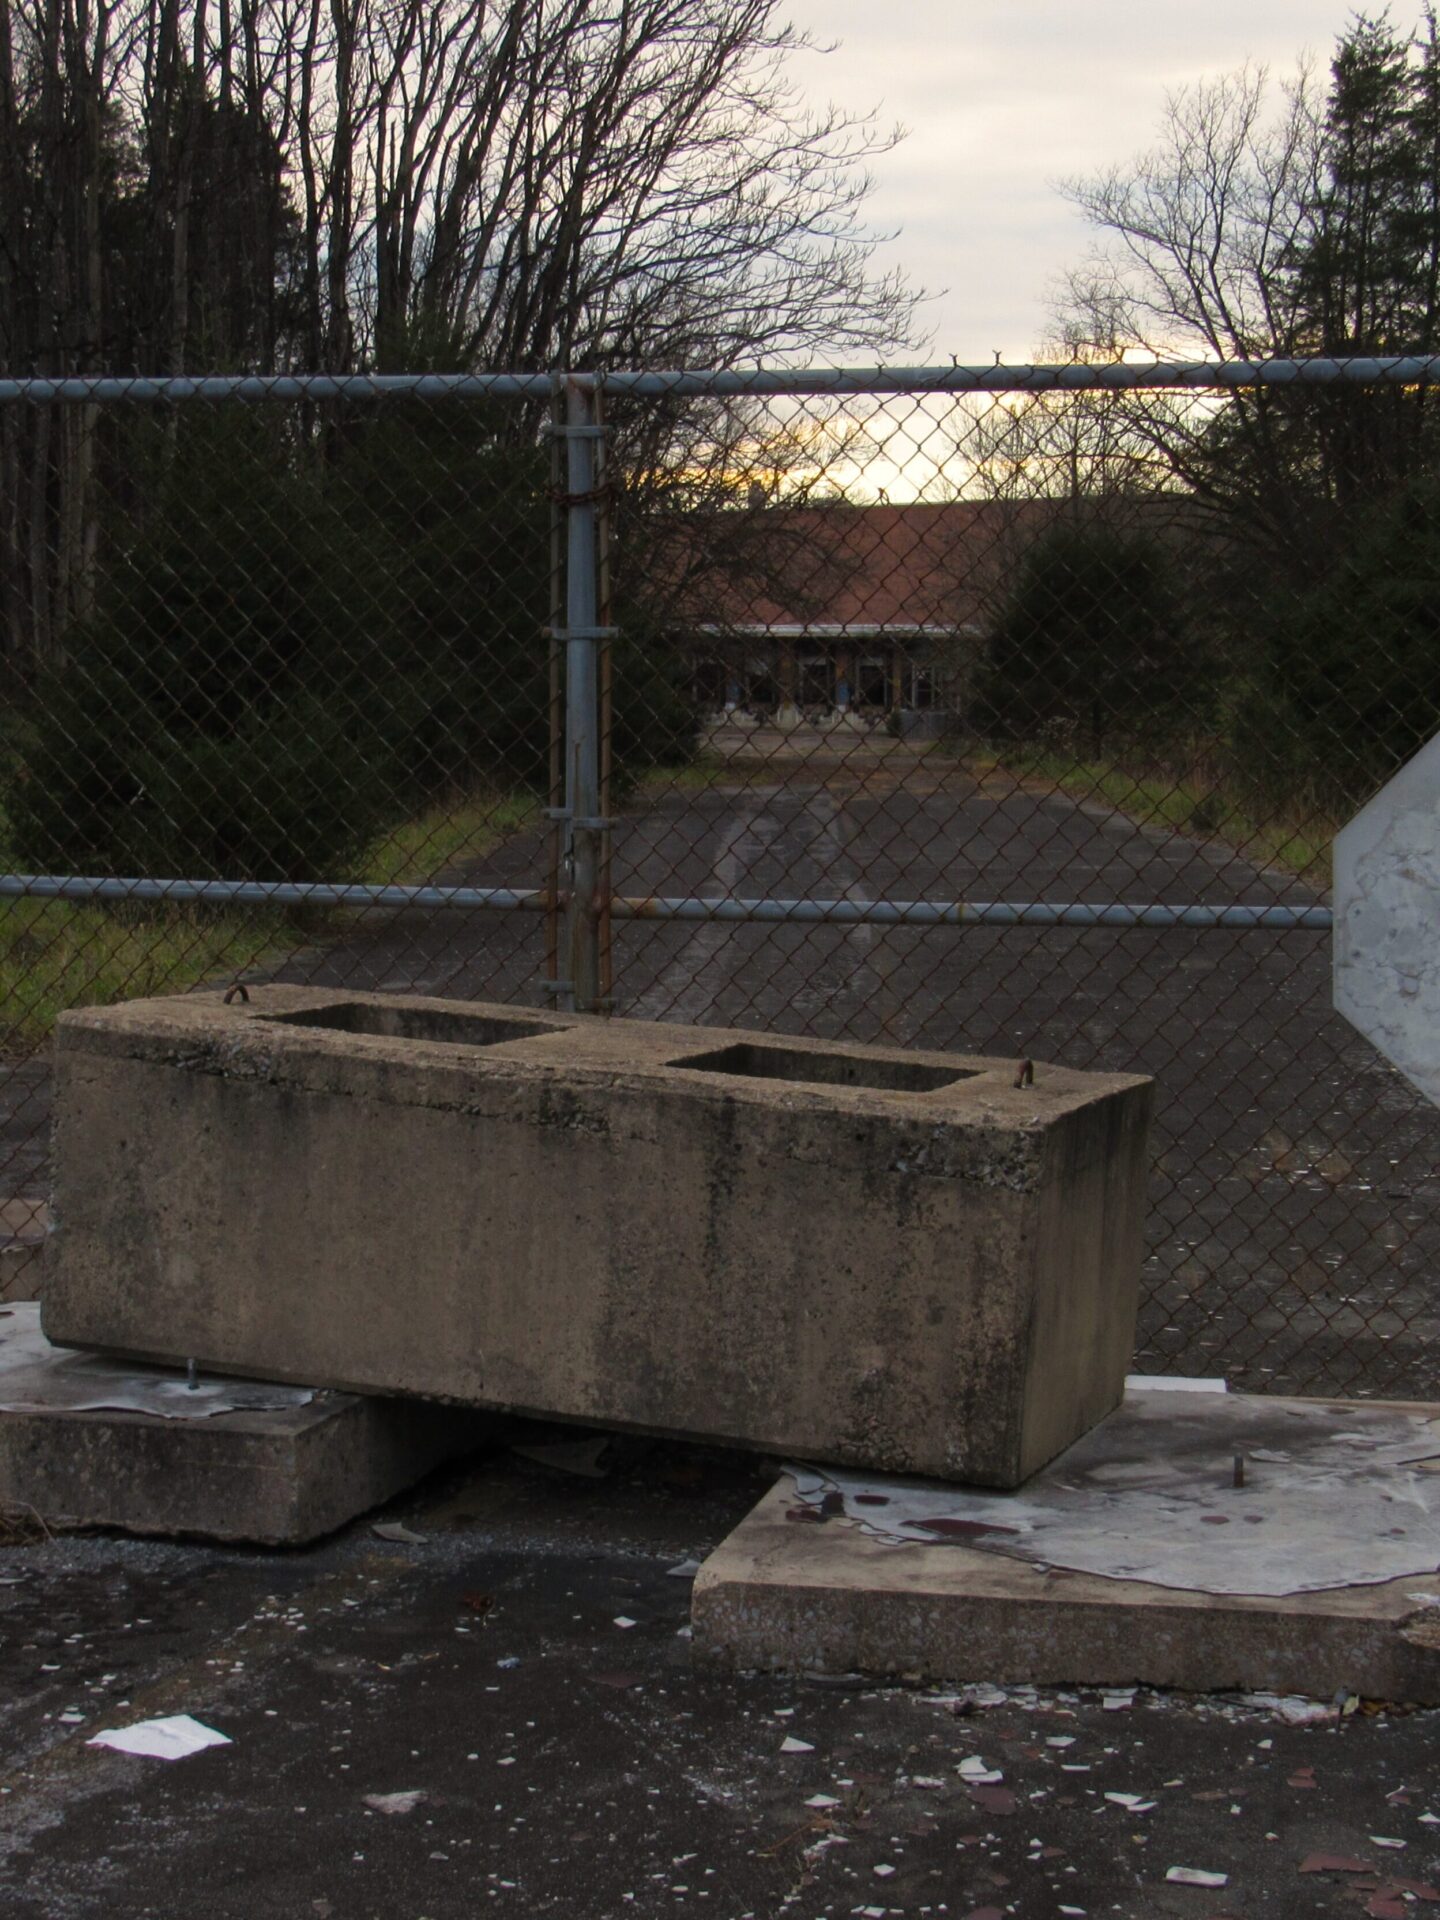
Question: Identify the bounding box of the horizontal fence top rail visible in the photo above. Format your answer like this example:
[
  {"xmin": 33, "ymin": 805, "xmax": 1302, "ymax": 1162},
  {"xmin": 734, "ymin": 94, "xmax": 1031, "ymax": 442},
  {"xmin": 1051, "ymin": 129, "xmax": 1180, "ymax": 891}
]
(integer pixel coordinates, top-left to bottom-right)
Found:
[
  {"xmin": 0, "ymin": 874, "xmax": 1335, "ymax": 930},
  {"xmin": 5, "ymin": 357, "xmax": 1440, "ymax": 403}
]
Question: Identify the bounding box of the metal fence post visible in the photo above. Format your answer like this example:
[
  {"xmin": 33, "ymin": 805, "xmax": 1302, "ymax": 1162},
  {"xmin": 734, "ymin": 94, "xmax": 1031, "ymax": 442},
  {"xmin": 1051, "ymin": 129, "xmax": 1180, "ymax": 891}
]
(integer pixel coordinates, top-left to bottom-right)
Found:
[{"xmin": 562, "ymin": 375, "xmax": 606, "ymax": 1014}]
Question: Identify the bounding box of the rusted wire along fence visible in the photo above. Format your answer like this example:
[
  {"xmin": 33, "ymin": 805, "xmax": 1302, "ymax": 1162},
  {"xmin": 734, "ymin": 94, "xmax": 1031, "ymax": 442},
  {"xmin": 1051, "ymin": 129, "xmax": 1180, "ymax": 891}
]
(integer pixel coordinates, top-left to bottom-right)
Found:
[{"xmin": 3, "ymin": 360, "xmax": 1439, "ymax": 1398}]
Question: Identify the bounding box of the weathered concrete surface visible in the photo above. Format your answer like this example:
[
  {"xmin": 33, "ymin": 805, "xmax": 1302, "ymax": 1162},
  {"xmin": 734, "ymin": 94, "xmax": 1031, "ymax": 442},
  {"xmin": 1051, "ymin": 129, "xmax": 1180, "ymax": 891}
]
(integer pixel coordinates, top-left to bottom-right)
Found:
[
  {"xmin": 41, "ymin": 985, "xmax": 1151, "ymax": 1486},
  {"xmin": 0, "ymin": 1304, "xmax": 486, "ymax": 1544},
  {"xmin": 693, "ymin": 1398, "xmax": 1440, "ymax": 1703}
]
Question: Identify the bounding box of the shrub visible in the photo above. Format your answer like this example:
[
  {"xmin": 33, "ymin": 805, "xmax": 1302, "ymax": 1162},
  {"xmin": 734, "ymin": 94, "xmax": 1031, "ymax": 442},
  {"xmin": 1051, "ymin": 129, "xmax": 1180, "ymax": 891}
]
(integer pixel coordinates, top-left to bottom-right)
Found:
[
  {"xmin": 7, "ymin": 402, "xmax": 698, "ymax": 885},
  {"xmin": 1228, "ymin": 476, "xmax": 1440, "ymax": 816},
  {"xmin": 975, "ymin": 519, "xmax": 1198, "ymax": 755},
  {"xmin": 9, "ymin": 412, "xmax": 410, "ymax": 882}
]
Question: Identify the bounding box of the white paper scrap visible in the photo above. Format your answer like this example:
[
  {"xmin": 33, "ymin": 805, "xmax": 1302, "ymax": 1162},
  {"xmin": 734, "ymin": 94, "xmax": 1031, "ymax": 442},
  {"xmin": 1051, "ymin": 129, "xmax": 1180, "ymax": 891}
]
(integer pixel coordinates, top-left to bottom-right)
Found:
[
  {"xmin": 780, "ymin": 1736, "xmax": 814, "ymax": 1754},
  {"xmin": 1104, "ymin": 1793, "xmax": 1155, "ymax": 1812},
  {"xmin": 1125, "ymin": 1374, "xmax": 1227, "ymax": 1393},
  {"xmin": 1371, "ymin": 1836, "xmax": 1407, "ymax": 1849},
  {"xmin": 364, "ymin": 1790, "xmax": 424, "ymax": 1815},
  {"xmin": 1166, "ymin": 1867, "xmax": 1227, "ymax": 1888},
  {"xmin": 958, "ymin": 1757, "xmax": 1003, "ymax": 1783},
  {"xmin": 805, "ymin": 1794, "xmax": 840, "ymax": 1810},
  {"xmin": 88, "ymin": 1715, "xmax": 231, "ymax": 1761}
]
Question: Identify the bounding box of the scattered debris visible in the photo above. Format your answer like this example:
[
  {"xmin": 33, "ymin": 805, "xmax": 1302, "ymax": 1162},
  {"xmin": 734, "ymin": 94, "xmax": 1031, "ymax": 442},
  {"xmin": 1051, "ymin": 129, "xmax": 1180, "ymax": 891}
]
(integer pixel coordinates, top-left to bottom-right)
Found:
[
  {"xmin": 88, "ymin": 1715, "xmax": 231, "ymax": 1761},
  {"xmin": 371, "ymin": 1521, "xmax": 425, "ymax": 1545},
  {"xmin": 613, "ymin": 1616, "xmax": 638, "ymax": 1630},
  {"xmin": 1299, "ymin": 1856, "xmax": 1372, "ymax": 1874},
  {"xmin": 966, "ymin": 1785, "xmax": 1018, "ymax": 1816},
  {"xmin": 1241, "ymin": 1692, "xmax": 1335, "ymax": 1725},
  {"xmin": 0, "ymin": 1504, "xmax": 52, "ymax": 1546},
  {"xmin": 363, "ymin": 1791, "xmax": 424, "ymax": 1815},
  {"xmin": 1104, "ymin": 1792, "xmax": 1155, "ymax": 1812},
  {"xmin": 805, "ymin": 1794, "xmax": 840, "ymax": 1810},
  {"xmin": 957, "ymin": 1757, "xmax": 1003, "ymax": 1783},
  {"xmin": 779, "ymin": 1736, "xmax": 814, "ymax": 1754},
  {"xmin": 1101, "ymin": 1690, "xmax": 1136, "ymax": 1712},
  {"xmin": 1165, "ymin": 1866, "xmax": 1228, "ymax": 1888},
  {"xmin": 666, "ymin": 1558, "xmax": 702, "ymax": 1579}
]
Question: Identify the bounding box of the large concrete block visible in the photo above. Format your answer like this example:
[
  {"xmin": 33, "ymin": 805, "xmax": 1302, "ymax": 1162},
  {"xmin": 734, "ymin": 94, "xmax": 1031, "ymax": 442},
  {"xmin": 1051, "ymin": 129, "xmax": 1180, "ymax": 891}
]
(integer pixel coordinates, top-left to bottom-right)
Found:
[{"xmin": 41, "ymin": 987, "xmax": 1152, "ymax": 1486}]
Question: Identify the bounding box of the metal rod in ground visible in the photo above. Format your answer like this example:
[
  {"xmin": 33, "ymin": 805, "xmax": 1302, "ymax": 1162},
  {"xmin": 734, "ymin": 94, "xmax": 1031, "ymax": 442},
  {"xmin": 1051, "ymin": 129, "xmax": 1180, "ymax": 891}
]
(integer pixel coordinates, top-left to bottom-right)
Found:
[{"xmin": 0, "ymin": 873, "xmax": 1334, "ymax": 931}]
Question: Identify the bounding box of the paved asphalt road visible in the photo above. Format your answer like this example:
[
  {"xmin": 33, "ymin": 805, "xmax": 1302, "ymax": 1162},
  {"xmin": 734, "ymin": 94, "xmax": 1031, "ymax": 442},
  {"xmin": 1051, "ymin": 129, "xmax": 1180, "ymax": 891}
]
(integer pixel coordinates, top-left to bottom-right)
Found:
[
  {"xmin": 2, "ymin": 1440, "xmax": 1438, "ymax": 1920},
  {"xmin": 5, "ymin": 746, "xmax": 1439, "ymax": 1393}
]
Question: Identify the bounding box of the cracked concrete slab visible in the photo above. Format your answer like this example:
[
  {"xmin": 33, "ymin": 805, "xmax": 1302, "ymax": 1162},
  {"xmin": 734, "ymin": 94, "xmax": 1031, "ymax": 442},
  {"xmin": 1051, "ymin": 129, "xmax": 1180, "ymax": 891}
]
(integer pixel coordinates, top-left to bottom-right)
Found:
[{"xmin": 693, "ymin": 1391, "xmax": 1440, "ymax": 1703}]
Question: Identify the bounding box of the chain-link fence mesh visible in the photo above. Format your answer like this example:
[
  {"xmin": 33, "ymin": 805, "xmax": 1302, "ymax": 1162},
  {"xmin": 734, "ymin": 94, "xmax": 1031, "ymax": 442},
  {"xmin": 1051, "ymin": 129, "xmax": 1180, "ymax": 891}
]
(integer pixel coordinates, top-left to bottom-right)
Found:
[{"xmin": 3, "ymin": 365, "xmax": 1438, "ymax": 1399}]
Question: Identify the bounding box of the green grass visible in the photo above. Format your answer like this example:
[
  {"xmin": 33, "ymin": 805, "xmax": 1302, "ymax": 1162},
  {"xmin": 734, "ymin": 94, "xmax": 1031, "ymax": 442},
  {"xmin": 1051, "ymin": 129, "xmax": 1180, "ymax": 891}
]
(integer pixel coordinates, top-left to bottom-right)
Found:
[
  {"xmin": 358, "ymin": 791, "xmax": 538, "ymax": 886},
  {"xmin": 631, "ymin": 752, "xmax": 734, "ymax": 799},
  {"xmin": 970, "ymin": 745, "xmax": 1334, "ymax": 886},
  {"xmin": 0, "ymin": 898, "xmax": 284, "ymax": 1053},
  {"xmin": 0, "ymin": 789, "xmax": 540, "ymax": 1053}
]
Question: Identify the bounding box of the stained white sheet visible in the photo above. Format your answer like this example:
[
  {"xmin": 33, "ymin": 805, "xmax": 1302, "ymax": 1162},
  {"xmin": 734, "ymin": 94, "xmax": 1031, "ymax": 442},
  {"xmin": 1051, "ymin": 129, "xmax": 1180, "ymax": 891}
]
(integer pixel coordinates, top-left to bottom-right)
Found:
[
  {"xmin": 788, "ymin": 1389, "xmax": 1440, "ymax": 1596},
  {"xmin": 0, "ymin": 1303, "xmax": 316, "ymax": 1419}
]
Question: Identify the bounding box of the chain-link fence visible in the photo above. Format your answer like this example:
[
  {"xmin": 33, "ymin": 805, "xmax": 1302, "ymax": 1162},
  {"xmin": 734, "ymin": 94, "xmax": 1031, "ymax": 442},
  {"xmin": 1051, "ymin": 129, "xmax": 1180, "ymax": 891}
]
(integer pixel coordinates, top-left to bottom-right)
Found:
[{"xmin": 3, "ymin": 361, "xmax": 1439, "ymax": 1399}]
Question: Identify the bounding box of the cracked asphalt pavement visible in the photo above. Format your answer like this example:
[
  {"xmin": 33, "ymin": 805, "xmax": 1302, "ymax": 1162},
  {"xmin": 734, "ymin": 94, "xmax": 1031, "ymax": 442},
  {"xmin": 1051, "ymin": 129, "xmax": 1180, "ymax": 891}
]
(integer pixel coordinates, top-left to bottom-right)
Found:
[{"xmin": 2, "ymin": 1441, "xmax": 1438, "ymax": 1920}]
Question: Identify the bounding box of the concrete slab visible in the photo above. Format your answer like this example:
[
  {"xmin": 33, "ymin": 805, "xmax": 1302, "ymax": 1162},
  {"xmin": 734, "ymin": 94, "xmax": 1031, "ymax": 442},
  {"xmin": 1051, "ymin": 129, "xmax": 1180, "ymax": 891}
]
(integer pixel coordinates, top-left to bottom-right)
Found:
[
  {"xmin": 41, "ymin": 985, "xmax": 1152, "ymax": 1486},
  {"xmin": 0, "ymin": 1303, "xmax": 487, "ymax": 1545},
  {"xmin": 692, "ymin": 1389, "xmax": 1440, "ymax": 1703}
]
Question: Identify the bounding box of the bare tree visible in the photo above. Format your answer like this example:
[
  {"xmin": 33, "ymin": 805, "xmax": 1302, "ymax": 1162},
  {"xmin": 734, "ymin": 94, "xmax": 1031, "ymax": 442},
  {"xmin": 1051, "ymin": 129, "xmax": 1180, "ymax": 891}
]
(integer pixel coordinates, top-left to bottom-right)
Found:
[{"xmin": 0, "ymin": 0, "xmax": 924, "ymax": 670}]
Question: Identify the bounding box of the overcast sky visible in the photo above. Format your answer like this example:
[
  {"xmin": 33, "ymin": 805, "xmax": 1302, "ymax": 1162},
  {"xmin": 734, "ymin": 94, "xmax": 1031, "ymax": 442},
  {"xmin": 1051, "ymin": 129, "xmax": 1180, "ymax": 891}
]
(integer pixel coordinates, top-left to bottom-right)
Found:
[{"xmin": 782, "ymin": 1, "xmax": 1367, "ymax": 362}]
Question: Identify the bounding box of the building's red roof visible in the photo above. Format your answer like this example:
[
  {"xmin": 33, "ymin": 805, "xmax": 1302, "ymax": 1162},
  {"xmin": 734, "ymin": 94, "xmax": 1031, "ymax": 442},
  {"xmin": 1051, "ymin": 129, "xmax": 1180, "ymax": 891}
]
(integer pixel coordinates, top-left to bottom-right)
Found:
[{"xmin": 655, "ymin": 500, "xmax": 1032, "ymax": 635}]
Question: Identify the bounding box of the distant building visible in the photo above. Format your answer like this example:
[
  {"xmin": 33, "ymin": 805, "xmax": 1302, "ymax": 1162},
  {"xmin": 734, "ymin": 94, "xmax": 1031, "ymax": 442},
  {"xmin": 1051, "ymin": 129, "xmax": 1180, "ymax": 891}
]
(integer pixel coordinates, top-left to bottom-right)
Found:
[{"xmin": 661, "ymin": 500, "xmax": 1021, "ymax": 726}]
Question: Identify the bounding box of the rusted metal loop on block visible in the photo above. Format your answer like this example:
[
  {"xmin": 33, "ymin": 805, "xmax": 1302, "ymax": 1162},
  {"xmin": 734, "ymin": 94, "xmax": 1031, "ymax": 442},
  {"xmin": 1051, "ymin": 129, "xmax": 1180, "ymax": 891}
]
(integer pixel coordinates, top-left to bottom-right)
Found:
[
  {"xmin": 223, "ymin": 982, "xmax": 251, "ymax": 1005},
  {"xmin": 1014, "ymin": 1058, "xmax": 1034, "ymax": 1089}
]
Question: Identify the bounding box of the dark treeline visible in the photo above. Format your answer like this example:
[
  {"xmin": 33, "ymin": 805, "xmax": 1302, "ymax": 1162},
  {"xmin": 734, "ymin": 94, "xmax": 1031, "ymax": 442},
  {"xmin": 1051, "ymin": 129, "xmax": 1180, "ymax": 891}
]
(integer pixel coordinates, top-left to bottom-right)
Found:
[
  {"xmin": 973, "ymin": 8, "xmax": 1440, "ymax": 815},
  {"xmin": 0, "ymin": 2, "xmax": 923, "ymax": 884},
  {"xmin": 0, "ymin": 0, "xmax": 917, "ymax": 666}
]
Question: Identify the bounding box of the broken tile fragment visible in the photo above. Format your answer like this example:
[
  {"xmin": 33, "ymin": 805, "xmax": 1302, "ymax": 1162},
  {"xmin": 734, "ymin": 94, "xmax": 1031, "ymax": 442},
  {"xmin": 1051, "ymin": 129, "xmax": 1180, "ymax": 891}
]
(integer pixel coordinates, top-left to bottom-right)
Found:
[{"xmin": 1166, "ymin": 1866, "xmax": 1228, "ymax": 1888}]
